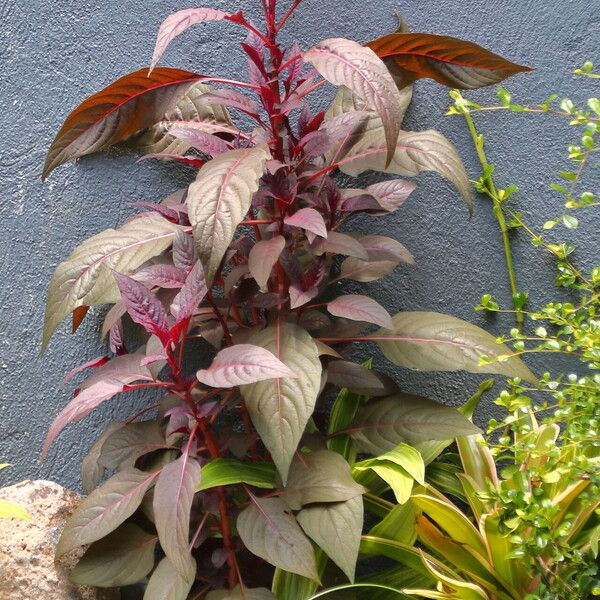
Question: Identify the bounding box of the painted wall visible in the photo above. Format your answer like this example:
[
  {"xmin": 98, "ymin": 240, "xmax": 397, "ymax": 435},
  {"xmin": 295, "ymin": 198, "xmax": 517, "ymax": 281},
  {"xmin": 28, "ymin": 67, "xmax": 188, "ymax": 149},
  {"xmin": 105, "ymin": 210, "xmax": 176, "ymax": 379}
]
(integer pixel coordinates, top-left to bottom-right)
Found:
[{"xmin": 0, "ymin": 0, "xmax": 597, "ymax": 488}]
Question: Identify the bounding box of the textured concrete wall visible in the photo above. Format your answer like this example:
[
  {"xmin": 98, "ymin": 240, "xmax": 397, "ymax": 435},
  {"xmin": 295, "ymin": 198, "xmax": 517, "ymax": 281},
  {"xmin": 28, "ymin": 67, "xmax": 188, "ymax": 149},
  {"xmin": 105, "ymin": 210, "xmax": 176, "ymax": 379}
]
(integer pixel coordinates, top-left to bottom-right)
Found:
[{"xmin": 0, "ymin": 0, "xmax": 597, "ymax": 488}]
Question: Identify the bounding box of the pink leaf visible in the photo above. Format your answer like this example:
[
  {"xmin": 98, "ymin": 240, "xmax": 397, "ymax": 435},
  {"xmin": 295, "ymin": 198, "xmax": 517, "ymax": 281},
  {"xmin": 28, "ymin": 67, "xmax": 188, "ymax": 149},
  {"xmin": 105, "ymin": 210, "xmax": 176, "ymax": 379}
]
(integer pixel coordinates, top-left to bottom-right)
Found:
[
  {"xmin": 168, "ymin": 127, "xmax": 229, "ymax": 157},
  {"xmin": 113, "ymin": 272, "xmax": 169, "ymax": 342},
  {"xmin": 150, "ymin": 8, "xmax": 233, "ymax": 72},
  {"xmin": 284, "ymin": 208, "xmax": 327, "ymax": 239},
  {"xmin": 248, "ymin": 236, "xmax": 286, "ymax": 291},
  {"xmin": 201, "ymin": 89, "xmax": 259, "ymax": 116},
  {"xmin": 196, "ymin": 344, "xmax": 297, "ymax": 388},
  {"xmin": 170, "ymin": 261, "xmax": 208, "ymax": 322},
  {"xmin": 172, "ymin": 230, "xmax": 197, "ymax": 271},
  {"xmin": 61, "ymin": 356, "xmax": 110, "ymax": 387},
  {"xmin": 289, "ymin": 285, "xmax": 319, "ymax": 309},
  {"xmin": 137, "ymin": 153, "xmax": 206, "ymax": 168},
  {"xmin": 327, "ymin": 294, "xmax": 393, "ymax": 329}
]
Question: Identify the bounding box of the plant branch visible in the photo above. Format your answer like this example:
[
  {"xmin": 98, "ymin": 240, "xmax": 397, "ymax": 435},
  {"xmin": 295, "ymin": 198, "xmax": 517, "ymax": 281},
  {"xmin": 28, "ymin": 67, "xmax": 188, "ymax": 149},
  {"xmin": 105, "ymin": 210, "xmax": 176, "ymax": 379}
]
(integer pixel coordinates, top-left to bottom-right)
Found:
[{"xmin": 463, "ymin": 111, "xmax": 525, "ymax": 330}]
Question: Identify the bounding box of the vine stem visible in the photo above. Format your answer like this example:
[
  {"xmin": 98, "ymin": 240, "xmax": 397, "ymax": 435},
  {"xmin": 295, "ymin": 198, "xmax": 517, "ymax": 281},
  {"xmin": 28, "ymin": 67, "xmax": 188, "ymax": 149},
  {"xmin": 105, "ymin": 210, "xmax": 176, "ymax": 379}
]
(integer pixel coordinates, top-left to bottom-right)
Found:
[{"xmin": 463, "ymin": 110, "xmax": 524, "ymax": 330}]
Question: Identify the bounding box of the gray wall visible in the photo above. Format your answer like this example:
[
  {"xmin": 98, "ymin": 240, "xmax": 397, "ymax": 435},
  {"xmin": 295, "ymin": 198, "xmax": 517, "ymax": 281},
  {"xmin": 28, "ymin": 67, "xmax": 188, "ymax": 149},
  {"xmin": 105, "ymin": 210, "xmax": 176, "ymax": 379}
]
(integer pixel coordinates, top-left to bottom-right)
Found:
[{"xmin": 0, "ymin": 0, "xmax": 597, "ymax": 489}]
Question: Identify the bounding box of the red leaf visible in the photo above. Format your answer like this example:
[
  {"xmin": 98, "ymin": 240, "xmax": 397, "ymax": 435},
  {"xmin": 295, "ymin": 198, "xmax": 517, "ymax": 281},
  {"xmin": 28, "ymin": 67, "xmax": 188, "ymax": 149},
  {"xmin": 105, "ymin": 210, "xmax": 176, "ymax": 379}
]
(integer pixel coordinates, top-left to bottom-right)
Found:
[
  {"xmin": 170, "ymin": 261, "xmax": 207, "ymax": 323},
  {"xmin": 43, "ymin": 68, "xmax": 203, "ymax": 179},
  {"xmin": 71, "ymin": 305, "xmax": 90, "ymax": 333},
  {"xmin": 367, "ymin": 33, "xmax": 532, "ymax": 89}
]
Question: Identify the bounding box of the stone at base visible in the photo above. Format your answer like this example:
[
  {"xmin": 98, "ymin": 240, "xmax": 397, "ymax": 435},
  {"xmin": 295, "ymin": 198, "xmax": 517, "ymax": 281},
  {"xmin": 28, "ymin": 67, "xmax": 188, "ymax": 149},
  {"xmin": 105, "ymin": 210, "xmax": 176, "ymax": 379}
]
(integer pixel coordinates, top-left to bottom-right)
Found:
[{"xmin": 0, "ymin": 479, "xmax": 118, "ymax": 600}]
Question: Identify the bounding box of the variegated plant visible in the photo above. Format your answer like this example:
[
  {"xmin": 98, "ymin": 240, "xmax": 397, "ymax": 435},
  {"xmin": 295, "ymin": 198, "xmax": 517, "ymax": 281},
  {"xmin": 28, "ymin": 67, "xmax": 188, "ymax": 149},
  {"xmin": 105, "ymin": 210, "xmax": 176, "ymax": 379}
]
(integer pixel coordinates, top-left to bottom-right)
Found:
[{"xmin": 41, "ymin": 2, "xmax": 532, "ymax": 598}]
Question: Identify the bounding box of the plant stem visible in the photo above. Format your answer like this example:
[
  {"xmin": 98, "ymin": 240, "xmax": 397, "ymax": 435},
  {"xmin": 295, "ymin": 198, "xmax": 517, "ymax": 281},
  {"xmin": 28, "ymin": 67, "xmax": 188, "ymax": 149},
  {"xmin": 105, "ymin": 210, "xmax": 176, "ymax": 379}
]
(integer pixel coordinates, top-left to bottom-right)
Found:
[{"xmin": 463, "ymin": 111, "xmax": 524, "ymax": 330}]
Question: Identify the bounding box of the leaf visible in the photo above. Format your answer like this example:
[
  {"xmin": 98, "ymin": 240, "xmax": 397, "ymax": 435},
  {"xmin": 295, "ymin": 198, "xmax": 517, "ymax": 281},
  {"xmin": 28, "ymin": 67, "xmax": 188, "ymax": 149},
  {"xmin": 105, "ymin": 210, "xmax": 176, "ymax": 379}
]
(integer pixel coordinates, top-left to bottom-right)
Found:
[
  {"xmin": 297, "ymin": 495, "xmax": 363, "ymax": 582},
  {"xmin": 0, "ymin": 499, "xmax": 31, "ymax": 520},
  {"xmin": 327, "ymin": 295, "xmax": 393, "ymax": 329},
  {"xmin": 237, "ymin": 496, "xmax": 318, "ymax": 580},
  {"xmin": 197, "ymin": 344, "xmax": 297, "ymax": 388},
  {"xmin": 170, "ymin": 260, "xmax": 207, "ymax": 322},
  {"xmin": 354, "ymin": 444, "xmax": 424, "ymax": 504},
  {"xmin": 43, "ymin": 68, "xmax": 203, "ymax": 179},
  {"xmin": 327, "ymin": 360, "xmax": 397, "ymax": 397},
  {"xmin": 151, "ymin": 8, "xmax": 232, "ymax": 72},
  {"xmin": 248, "ymin": 236, "xmax": 286, "ymax": 291},
  {"xmin": 284, "ymin": 208, "xmax": 328, "ymax": 239},
  {"xmin": 366, "ymin": 33, "xmax": 532, "ymax": 89},
  {"xmin": 144, "ymin": 555, "xmax": 196, "ymax": 600},
  {"xmin": 207, "ymin": 586, "xmax": 276, "ymax": 600},
  {"xmin": 43, "ymin": 213, "xmax": 182, "ymax": 349},
  {"xmin": 168, "ymin": 127, "xmax": 230, "ymax": 157},
  {"xmin": 81, "ymin": 422, "xmax": 125, "ymax": 494},
  {"xmin": 99, "ymin": 420, "xmax": 168, "ymax": 469},
  {"xmin": 304, "ymin": 38, "xmax": 404, "ymax": 165},
  {"xmin": 172, "ymin": 230, "xmax": 197, "ymax": 270},
  {"xmin": 70, "ymin": 522, "xmax": 157, "ymax": 587},
  {"xmin": 135, "ymin": 264, "xmax": 188, "ymax": 289},
  {"xmin": 348, "ymin": 394, "xmax": 480, "ymax": 455},
  {"xmin": 71, "ymin": 305, "xmax": 89, "ymax": 333},
  {"xmin": 133, "ymin": 83, "xmax": 232, "ymax": 156},
  {"xmin": 338, "ymin": 234, "xmax": 413, "ymax": 283},
  {"xmin": 374, "ymin": 311, "xmax": 536, "ymax": 381},
  {"xmin": 202, "ymin": 89, "xmax": 260, "ymax": 116},
  {"xmin": 337, "ymin": 128, "xmax": 472, "ymax": 211},
  {"xmin": 188, "ymin": 146, "xmax": 270, "ymax": 283},
  {"xmin": 341, "ymin": 179, "xmax": 416, "ymax": 214},
  {"xmin": 313, "ymin": 231, "xmax": 368, "ymax": 260},
  {"xmin": 57, "ymin": 468, "xmax": 159, "ymax": 556},
  {"xmin": 113, "ymin": 272, "xmax": 169, "ymax": 340},
  {"xmin": 197, "ymin": 459, "xmax": 276, "ymax": 491},
  {"xmin": 240, "ymin": 323, "xmax": 321, "ymax": 483},
  {"xmin": 282, "ymin": 450, "xmax": 364, "ymax": 511},
  {"xmin": 153, "ymin": 453, "xmax": 201, "ymax": 576}
]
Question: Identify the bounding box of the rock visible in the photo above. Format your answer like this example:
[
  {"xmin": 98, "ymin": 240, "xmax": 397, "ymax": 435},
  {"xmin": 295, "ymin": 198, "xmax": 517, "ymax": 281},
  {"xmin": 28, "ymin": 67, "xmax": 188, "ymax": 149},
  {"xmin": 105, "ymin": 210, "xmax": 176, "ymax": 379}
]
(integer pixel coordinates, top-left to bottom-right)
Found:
[{"xmin": 0, "ymin": 479, "xmax": 117, "ymax": 600}]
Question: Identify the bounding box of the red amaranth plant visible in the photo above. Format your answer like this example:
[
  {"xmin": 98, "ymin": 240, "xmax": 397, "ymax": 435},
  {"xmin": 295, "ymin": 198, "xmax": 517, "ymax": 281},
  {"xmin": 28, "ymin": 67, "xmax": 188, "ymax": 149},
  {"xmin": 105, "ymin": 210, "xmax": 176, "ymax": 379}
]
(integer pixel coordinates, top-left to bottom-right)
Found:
[{"xmin": 41, "ymin": 2, "xmax": 533, "ymax": 598}]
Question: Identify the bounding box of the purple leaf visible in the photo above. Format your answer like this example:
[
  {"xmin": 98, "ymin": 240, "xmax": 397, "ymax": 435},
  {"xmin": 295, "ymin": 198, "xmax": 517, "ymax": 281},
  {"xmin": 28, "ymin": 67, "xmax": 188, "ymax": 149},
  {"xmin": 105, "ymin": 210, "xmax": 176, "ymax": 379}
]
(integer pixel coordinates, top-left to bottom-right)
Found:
[
  {"xmin": 130, "ymin": 201, "xmax": 182, "ymax": 222},
  {"xmin": 150, "ymin": 8, "xmax": 232, "ymax": 71},
  {"xmin": 196, "ymin": 344, "xmax": 297, "ymax": 388},
  {"xmin": 170, "ymin": 261, "xmax": 208, "ymax": 322},
  {"xmin": 137, "ymin": 153, "xmax": 206, "ymax": 168},
  {"xmin": 153, "ymin": 452, "xmax": 201, "ymax": 576},
  {"xmin": 201, "ymin": 89, "xmax": 259, "ymax": 116},
  {"xmin": 134, "ymin": 264, "xmax": 188, "ymax": 289},
  {"xmin": 341, "ymin": 179, "xmax": 416, "ymax": 214},
  {"xmin": 172, "ymin": 230, "xmax": 197, "ymax": 271},
  {"xmin": 299, "ymin": 130, "xmax": 333, "ymax": 158},
  {"xmin": 248, "ymin": 236, "xmax": 285, "ymax": 291},
  {"xmin": 285, "ymin": 42, "xmax": 305, "ymax": 88},
  {"xmin": 168, "ymin": 127, "xmax": 230, "ymax": 157},
  {"xmin": 113, "ymin": 272, "xmax": 169, "ymax": 342},
  {"xmin": 327, "ymin": 294, "xmax": 393, "ymax": 329},
  {"xmin": 109, "ymin": 318, "xmax": 126, "ymax": 355},
  {"xmin": 358, "ymin": 234, "xmax": 415, "ymax": 263},
  {"xmin": 313, "ymin": 231, "xmax": 368, "ymax": 259},
  {"xmin": 284, "ymin": 208, "xmax": 327, "ymax": 239}
]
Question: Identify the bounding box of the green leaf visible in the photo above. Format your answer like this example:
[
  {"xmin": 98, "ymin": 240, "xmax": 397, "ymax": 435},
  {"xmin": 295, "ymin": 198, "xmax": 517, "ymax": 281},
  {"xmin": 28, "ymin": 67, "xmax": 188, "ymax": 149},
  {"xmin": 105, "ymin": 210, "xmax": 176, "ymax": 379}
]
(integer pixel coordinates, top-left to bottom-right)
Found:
[
  {"xmin": 187, "ymin": 146, "xmax": 270, "ymax": 284},
  {"xmin": 282, "ymin": 450, "xmax": 364, "ymax": 510},
  {"xmin": 57, "ymin": 468, "xmax": 158, "ymax": 557},
  {"xmin": 297, "ymin": 495, "xmax": 363, "ymax": 582},
  {"xmin": 198, "ymin": 459, "xmax": 276, "ymax": 491},
  {"xmin": 240, "ymin": 323, "xmax": 322, "ymax": 483},
  {"xmin": 348, "ymin": 394, "xmax": 480, "ymax": 455},
  {"xmin": 70, "ymin": 523, "xmax": 157, "ymax": 587},
  {"xmin": 307, "ymin": 583, "xmax": 407, "ymax": 599},
  {"xmin": 411, "ymin": 495, "xmax": 487, "ymax": 557},
  {"xmin": 237, "ymin": 496, "xmax": 318, "ymax": 580},
  {"xmin": 374, "ymin": 311, "xmax": 536, "ymax": 382},
  {"xmin": 369, "ymin": 500, "xmax": 419, "ymax": 545},
  {"xmin": 43, "ymin": 213, "xmax": 183, "ymax": 349},
  {"xmin": 144, "ymin": 555, "xmax": 196, "ymax": 600}
]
